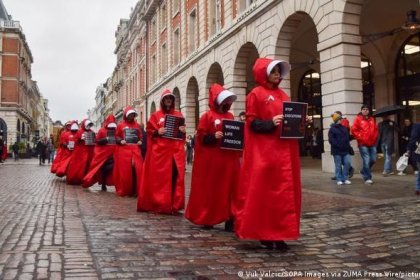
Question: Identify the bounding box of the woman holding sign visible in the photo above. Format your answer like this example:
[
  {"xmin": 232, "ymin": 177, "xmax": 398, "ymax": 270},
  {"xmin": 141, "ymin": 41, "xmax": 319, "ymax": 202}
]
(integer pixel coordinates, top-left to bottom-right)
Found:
[
  {"xmin": 185, "ymin": 84, "xmax": 241, "ymax": 231},
  {"xmin": 138, "ymin": 89, "xmax": 186, "ymax": 215},
  {"xmin": 235, "ymin": 58, "xmax": 303, "ymax": 251}
]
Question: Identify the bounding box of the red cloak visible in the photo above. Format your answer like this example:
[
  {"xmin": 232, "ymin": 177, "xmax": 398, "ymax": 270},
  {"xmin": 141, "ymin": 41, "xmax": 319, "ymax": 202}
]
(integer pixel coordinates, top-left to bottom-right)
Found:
[
  {"xmin": 112, "ymin": 107, "xmax": 144, "ymax": 196},
  {"xmin": 138, "ymin": 90, "xmax": 186, "ymax": 214},
  {"xmin": 235, "ymin": 58, "xmax": 302, "ymax": 241},
  {"xmin": 1, "ymin": 144, "xmax": 7, "ymax": 161},
  {"xmin": 185, "ymin": 84, "xmax": 240, "ymax": 225},
  {"xmin": 51, "ymin": 123, "xmax": 70, "ymax": 174},
  {"xmin": 66, "ymin": 119, "xmax": 95, "ymax": 185},
  {"xmin": 56, "ymin": 122, "xmax": 78, "ymax": 177},
  {"xmin": 82, "ymin": 114, "xmax": 117, "ymax": 188}
]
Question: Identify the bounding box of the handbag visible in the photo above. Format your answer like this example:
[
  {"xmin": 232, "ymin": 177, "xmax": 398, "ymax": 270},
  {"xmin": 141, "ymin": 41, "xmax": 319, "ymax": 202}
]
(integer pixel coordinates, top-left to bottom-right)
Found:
[
  {"xmin": 396, "ymin": 155, "xmax": 408, "ymax": 172},
  {"xmin": 349, "ymin": 146, "xmax": 355, "ymax": 156}
]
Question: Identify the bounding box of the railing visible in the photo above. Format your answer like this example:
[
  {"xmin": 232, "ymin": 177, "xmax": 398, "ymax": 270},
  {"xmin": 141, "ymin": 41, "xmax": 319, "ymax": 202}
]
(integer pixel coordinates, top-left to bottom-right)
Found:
[{"xmin": 0, "ymin": 20, "xmax": 22, "ymax": 30}]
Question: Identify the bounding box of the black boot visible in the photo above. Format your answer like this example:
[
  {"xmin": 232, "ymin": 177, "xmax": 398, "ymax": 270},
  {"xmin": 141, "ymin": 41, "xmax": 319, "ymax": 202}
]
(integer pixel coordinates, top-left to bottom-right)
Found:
[
  {"xmin": 274, "ymin": 240, "xmax": 290, "ymax": 252},
  {"xmin": 260, "ymin": 240, "xmax": 275, "ymax": 250},
  {"xmin": 202, "ymin": 225, "xmax": 214, "ymax": 230},
  {"xmin": 101, "ymin": 184, "xmax": 107, "ymax": 191},
  {"xmin": 224, "ymin": 219, "xmax": 234, "ymax": 232}
]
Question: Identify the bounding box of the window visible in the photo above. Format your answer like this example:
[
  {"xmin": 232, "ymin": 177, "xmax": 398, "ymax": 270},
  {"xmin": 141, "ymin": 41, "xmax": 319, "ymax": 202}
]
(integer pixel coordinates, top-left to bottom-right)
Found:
[
  {"xmin": 150, "ymin": 17, "xmax": 157, "ymax": 43},
  {"xmin": 189, "ymin": 10, "xmax": 197, "ymax": 53},
  {"xmin": 173, "ymin": 28, "xmax": 180, "ymax": 65},
  {"xmin": 208, "ymin": 0, "xmax": 222, "ymax": 37},
  {"xmin": 173, "ymin": 0, "xmax": 181, "ymax": 15},
  {"xmin": 237, "ymin": 0, "xmax": 255, "ymax": 14},
  {"xmin": 160, "ymin": 3, "xmax": 167, "ymax": 30},
  {"xmin": 151, "ymin": 55, "xmax": 157, "ymax": 84},
  {"xmin": 361, "ymin": 55, "xmax": 375, "ymax": 110},
  {"xmin": 161, "ymin": 44, "xmax": 168, "ymax": 75}
]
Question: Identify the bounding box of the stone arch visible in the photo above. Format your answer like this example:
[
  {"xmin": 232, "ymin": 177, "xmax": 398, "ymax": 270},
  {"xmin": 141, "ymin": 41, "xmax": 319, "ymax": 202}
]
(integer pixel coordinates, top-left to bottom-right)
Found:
[
  {"xmin": 231, "ymin": 42, "xmax": 259, "ymax": 117},
  {"xmin": 185, "ymin": 77, "xmax": 200, "ymax": 135},
  {"xmin": 150, "ymin": 101, "xmax": 156, "ymax": 115},
  {"xmin": 0, "ymin": 118, "xmax": 7, "ymax": 145},
  {"xmin": 172, "ymin": 87, "xmax": 181, "ymax": 111},
  {"xmin": 206, "ymin": 62, "xmax": 224, "ymax": 90}
]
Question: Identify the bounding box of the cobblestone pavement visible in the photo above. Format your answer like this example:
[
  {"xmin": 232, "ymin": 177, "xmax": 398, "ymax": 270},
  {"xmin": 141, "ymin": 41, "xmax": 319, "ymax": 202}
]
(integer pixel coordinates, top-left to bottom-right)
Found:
[{"xmin": 0, "ymin": 159, "xmax": 419, "ymax": 280}]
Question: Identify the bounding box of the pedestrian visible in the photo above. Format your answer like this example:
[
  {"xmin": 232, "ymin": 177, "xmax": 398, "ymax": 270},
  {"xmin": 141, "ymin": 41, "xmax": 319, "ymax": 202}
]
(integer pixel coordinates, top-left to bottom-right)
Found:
[
  {"xmin": 330, "ymin": 113, "xmax": 354, "ymax": 180},
  {"xmin": 82, "ymin": 114, "xmax": 118, "ymax": 191},
  {"xmin": 399, "ymin": 118, "xmax": 417, "ymax": 175},
  {"xmin": 113, "ymin": 107, "xmax": 144, "ymax": 196},
  {"xmin": 138, "ymin": 89, "xmax": 186, "ymax": 215},
  {"xmin": 235, "ymin": 58, "xmax": 304, "ymax": 251},
  {"xmin": 185, "ymin": 84, "xmax": 240, "ymax": 231},
  {"xmin": 36, "ymin": 137, "xmax": 48, "ymax": 165},
  {"xmin": 56, "ymin": 121, "xmax": 79, "ymax": 177},
  {"xmin": 0, "ymin": 133, "xmax": 4, "ymax": 163},
  {"xmin": 351, "ymin": 105, "xmax": 379, "ymax": 185},
  {"xmin": 66, "ymin": 119, "xmax": 96, "ymax": 185},
  {"xmin": 47, "ymin": 135, "xmax": 55, "ymax": 164},
  {"xmin": 377, "ymin": 115, "xmax": 399, "ymax": 176},
  {"xmin": 238, "ymin": 111, "xmax": 246, "ymax": 122},
  {"xmin": 310, "ymin": 127, "xmax": 323, "ymax": 159},
  {"xmin": 407, "ymin": 123, "xmax": 420, "ymax": 195},
  {"xmin": 12, "ymin": 141, "xmax": 19, "ymax": 161},
  {"xmin": 51, "ymin": 122, "xmax": 71, "ymax": 174},
  {"xmin": 185, "ymin": 135, "xmax": 194, "ymax": 165},
  {"xmin": 328, "ymin": 111, "xmax": 352, "ymax": 185}
]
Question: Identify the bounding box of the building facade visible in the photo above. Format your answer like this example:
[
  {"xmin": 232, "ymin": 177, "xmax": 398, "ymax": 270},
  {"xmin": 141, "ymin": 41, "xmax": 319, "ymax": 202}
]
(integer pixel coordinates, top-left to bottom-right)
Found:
[
  {"xmin": 107, "ymin": 0, "xmax": 420, "ymax": 171},
  {"xmin": 0, "ymin": 0, "xmax": 51, "ymax": 149}
]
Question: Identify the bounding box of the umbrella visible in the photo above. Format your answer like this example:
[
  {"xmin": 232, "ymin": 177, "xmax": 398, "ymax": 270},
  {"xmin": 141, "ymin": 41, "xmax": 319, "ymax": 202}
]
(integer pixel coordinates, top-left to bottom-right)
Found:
[{"xmin": 373, "ymin": 105, "xmax": 405, "ymax": 117}]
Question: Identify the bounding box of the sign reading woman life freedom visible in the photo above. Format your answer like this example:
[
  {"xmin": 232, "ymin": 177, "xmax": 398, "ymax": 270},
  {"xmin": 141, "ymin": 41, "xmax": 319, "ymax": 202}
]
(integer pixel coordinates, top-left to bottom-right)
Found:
[
  {"xmin": 280, "ymin": 101, "xmax": 308, "ymax": 139},
  {"xmin": 221, "ymin": 119, "xmax": 244, "ymax": 150}
]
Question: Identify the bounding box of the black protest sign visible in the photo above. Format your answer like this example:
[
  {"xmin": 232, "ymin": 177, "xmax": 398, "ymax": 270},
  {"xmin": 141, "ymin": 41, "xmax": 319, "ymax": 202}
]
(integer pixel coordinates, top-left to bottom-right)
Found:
[
  {"xmin": 221, "ymin": 119, "xmax": 244, "ymax": 150},
  {"xmin": 280, "ymin": 101, "xmax": 308, "ymax": 139},
  {"xmin": 163, "ymin": 114, "xmax": 185, "ymax": 140}
]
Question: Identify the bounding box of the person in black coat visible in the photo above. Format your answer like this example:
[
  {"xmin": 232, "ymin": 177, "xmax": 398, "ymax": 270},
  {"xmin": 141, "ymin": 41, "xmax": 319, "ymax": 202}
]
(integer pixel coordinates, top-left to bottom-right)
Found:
[
  {"xmin": 36, "ymin": 137, "xmax": 48, "ymax": 165},
  {"xmin": 328, "ymin": 112, "xmax": 352, "ymax": 185},
  {"xmin": 407, "ymin": 123, "xmax": 420, "ymax": 195},
  {"xmin": 400, "ymin": 118, "xmax": 417, "ymax": 175}
]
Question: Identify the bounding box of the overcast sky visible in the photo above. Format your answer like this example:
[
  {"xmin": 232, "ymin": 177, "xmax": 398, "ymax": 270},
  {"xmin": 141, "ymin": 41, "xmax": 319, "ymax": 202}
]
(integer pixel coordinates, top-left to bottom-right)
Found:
[{"xmin": 4, "ymin": 0, "xmax": 138, "ymax": 123}]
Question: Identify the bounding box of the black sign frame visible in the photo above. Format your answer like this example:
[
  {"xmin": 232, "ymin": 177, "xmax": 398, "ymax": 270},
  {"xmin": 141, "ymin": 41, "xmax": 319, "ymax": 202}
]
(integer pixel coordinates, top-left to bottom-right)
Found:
[
  {"xmin": 280, "ymin": 101, "xmax": 308, "ymax": 139},
  {"xmin": 220, "ymin": 119, "xmax": 244, "ymax": 151}
]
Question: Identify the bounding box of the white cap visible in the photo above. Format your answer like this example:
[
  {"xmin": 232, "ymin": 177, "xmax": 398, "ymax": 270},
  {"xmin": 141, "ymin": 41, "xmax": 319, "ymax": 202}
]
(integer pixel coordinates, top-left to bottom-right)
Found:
[
  {"xmin": 266, "ymin": 60, "xmax": 290, "ymax": 77},
  {"xmin": 126, "ymin": 109, "xmax": 137, "ymax": 117},
  {"xmin": 84, "ymin": 120, "xmax": 93, "ymax": 127},
  {"xmin": 107, "ymin": 123, "xmax": 117, "ymax": 128},
  {"xmin": 216, "ymin": 90, "xmax": 237, "ymax": 105},
  {"xmin": 70, "ymin": 123, "xmax": 79, "ymax": 130}
]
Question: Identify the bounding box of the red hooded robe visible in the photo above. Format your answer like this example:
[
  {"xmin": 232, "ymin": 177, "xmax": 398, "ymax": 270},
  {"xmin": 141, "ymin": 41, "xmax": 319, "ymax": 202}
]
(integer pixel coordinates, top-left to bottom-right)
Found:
[
  {"xmin": 112, "ymin": 107, "xmax": 144, "ymax": 196},
  {"xmin": 138, "ymin": 90, "xmax": 186, "ymax": 214},
  {"xmin": 56, "ymin": 121, "xmax": 78, "ymax": 177},
  {"xmin": 51, "ymin": 123, "xmax": 70, "ymax": 174},
  {"xmin": 235, "ymin": 58, "xmax": 302, "ymax": 241},
  {"xmin": 82, "ymin": 114, "xmax": 117, "ymax": 188},
  {"xmin": 66, "ymin": 119, "xmax": 96, "ymax": 185},
  {"xmin": 1, "ymin": 143, "xmax": 7, "ymax": 161},
  {"xmin": 185, "ymin": 84, "xmax": 241, "ymax": 225}
]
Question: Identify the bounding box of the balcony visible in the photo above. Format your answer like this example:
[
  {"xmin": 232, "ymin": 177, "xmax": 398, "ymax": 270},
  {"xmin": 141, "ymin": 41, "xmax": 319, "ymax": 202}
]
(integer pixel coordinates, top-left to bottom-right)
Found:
[{"xmin": 0, "ymin": 20, "xmax": 22, "ymax": 31}]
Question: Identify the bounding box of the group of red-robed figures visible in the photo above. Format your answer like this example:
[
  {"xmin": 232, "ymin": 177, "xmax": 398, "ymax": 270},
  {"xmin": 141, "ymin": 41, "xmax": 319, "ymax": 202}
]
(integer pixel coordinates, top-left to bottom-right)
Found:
[{"xmin": 51, "ymin": 58, "xmax": 302, "ymax": 250}]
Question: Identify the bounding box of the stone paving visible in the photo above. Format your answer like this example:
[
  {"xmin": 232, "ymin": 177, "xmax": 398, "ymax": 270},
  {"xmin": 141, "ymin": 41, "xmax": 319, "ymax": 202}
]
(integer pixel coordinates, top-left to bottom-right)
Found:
[{"xmin": 0, "ymin": 158, "xmax": 419, "ymax": 280}]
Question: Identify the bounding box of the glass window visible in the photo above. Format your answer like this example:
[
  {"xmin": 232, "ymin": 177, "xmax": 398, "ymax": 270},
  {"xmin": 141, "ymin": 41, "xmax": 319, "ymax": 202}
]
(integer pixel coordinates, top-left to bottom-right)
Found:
[{"xmin": 361, "ymin": 55, "xmax": 375, "ymax": 110}]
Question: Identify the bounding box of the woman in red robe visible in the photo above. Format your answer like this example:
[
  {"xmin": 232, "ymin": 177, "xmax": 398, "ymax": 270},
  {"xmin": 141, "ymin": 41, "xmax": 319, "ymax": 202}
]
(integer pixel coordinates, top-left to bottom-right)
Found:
[
  {"xmin": 138, "ymin": 89, "xmax": 186, "ymax": 215},
  {"xmin": 235, "ymin": 58, "xmax": 302, "ymax": 251},
  {"xmin": 51, "ymin": 122, "xmax": 71, "ymax": 174},
  {"xmin": 56, "ymin": 121, "xmax": 79, "ymax": 177},
  {"xmin": 66, "ymin": 119, "xmax": 96, "ymax": 185},
  {"xmin": 185, "ymin": 84, "xmax": 240, "ymax": 230},
  {"xmin": 82, "ymin": 114, "xmax": 117, "ymax": 191},
  {"xmin": 113, "ymin": 107, "xmax": 144, "ymax": 196}
]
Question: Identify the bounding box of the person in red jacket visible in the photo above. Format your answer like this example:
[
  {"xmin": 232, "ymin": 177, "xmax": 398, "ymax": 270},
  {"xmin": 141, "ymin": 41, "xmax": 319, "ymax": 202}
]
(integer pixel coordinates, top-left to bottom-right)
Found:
[
  {"xmin": 56, "ymin": 121, "xmax": 79, "ymax": 177},
  {"xmin": 350, "ymin": 105, "xmax": 379, "ymax": 184},
  {"xmin": 51, "ymin": 121, "xmax": 71, "ymax": 174},
  {"xmin": 82, "ymin": 114, "xmax": 117, "ymax": 191},
  {"xmin": 235, "ymin": 58, "xmax": 302, "ymax": 251},
  {"xmin": 138, "ymin": 89, "xmax": 186, "ymax": 215},
  {"xmin": 185, "ymin": 84, "xmax": 240, "ymax": 231},
  {"xmin": 66, "ymin": 119, "xmax": 96, "ymax": 185},
  {"xmin": 113, "ymin": 107, "xmax": 144, "ymax": 196}
]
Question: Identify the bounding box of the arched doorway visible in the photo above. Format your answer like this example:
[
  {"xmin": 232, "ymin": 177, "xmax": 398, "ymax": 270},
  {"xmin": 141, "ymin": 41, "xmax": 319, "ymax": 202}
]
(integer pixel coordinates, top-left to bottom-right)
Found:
[
  {"xmin": 185, "ymin": 77, "xmax": 200, "ymax": 135},
  {"xmin": 172, "ymin": 87, "xmax": 181, "ymax": 111},
  {"xmin": 396, "ymin": 32, "xmax": 420, "ymax": 122},
  {"xmin": 0, "ymin": 118, "xmax": 7, "ymax": 146},
  {"xmin": 362, "ymin": 54, "xmax": 375, "ymax": 111},
  {"xmin": 206, "ymin": 62, "xmax": 224, "ymax": 108},
  {"xmin": 150, "ymin": 101, "xmax": 156, "ymax": 116},
  {"xmin": 17, "ymin": 119, "xmax": 21, "ymax": 142},
  {"xmin": 232, "ymin": 42, "xmax": 259, "ymax": 117},
  {"xmin": 298, "ymin": 70, "xmax": 322, "ymax": 158}
]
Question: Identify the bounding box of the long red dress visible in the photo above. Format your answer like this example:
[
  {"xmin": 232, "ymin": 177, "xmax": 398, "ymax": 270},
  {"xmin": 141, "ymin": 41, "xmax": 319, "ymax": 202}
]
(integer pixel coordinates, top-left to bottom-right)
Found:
[
  {"xmin": 138, "ymin": 90, "xmax": 185, "ymax": 214},
  {"xmin": 82, "ymin": 114, "xmax": 117, "ymax": 188},
  {"xmin": 235, "ymin": 58, "xmax": 302, "ymax": 241},
  {"xmin": 66, "ymin": 120, "xmax": 96, "ymax": 185},
  {"xmin": 185, "ymin": 84, "xmax": 240, "ymax": 225},
  {"xmin": 51, "ymin": 125, "xmax": 69, "ymax": 174},
  {"xmin": 56, "ymin": 122, "xmax": 78, "ymax": 178},
  {"xmin": 113, "ymin": 107, "xmax": 144, "ymax": 196}
]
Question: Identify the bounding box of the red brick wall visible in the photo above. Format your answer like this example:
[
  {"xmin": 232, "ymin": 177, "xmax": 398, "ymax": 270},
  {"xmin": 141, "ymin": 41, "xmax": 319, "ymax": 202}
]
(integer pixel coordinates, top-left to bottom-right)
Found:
[
  {"xmin": 1, "ymin": 80, "xmax": 18, "ymax": 103},
  {"xmin": 3, "ymin": 37, "xmax": 19, "ymax": 53},
  {"xmin": 2, "ymin": 55, "xmax": 18, "ymax": 77}
]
